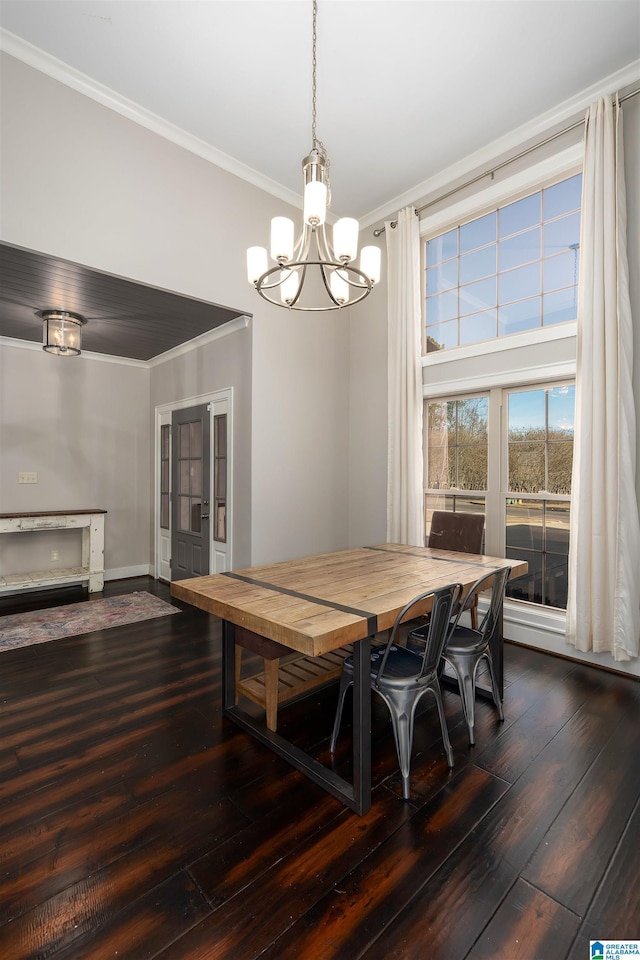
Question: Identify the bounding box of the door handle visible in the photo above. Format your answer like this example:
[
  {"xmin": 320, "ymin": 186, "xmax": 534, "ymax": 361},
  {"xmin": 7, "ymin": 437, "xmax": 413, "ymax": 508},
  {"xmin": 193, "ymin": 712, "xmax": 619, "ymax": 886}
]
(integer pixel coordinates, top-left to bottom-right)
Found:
[{"xmin": 201, "ymin": 514, "xmax": 210, "ymax": 520}]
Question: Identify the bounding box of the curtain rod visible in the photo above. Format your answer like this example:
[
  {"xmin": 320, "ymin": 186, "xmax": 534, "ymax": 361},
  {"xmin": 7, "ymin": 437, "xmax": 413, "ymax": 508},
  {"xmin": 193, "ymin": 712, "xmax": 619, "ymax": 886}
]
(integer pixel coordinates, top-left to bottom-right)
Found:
[{"xmin": 373, "ymin": 86, "xmax": 640, "ymax": 237}]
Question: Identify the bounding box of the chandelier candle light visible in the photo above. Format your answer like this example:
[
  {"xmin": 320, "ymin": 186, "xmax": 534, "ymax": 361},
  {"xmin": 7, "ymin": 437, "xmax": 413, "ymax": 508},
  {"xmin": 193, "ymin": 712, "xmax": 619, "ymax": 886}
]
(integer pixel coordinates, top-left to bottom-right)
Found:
[{"xmin": 247, "ymin": 0, "xmax": 381, "ymax": 310}]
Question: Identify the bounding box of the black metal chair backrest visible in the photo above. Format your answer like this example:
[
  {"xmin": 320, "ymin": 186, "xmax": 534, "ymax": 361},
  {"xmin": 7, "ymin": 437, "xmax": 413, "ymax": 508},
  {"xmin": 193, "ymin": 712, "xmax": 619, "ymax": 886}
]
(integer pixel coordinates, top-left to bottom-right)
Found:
[
  {"xmin": 375, "ymin": 582, "xmax": 463, "ymax": 684},
  {"xmin": 451, "ymin": 566, "xmax": 512, "ymax": 642}
]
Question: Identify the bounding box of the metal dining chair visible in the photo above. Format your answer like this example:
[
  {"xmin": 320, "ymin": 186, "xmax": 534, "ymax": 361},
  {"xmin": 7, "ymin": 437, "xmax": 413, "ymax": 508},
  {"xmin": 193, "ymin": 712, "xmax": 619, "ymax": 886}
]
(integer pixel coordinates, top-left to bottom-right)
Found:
[
  {"xmin": 330, "ymin": 582, "xmax": 463, "ymax": 800},
  {"xmin": 410, "ymin": 566, "xmax": 511, "ymax": 746}
]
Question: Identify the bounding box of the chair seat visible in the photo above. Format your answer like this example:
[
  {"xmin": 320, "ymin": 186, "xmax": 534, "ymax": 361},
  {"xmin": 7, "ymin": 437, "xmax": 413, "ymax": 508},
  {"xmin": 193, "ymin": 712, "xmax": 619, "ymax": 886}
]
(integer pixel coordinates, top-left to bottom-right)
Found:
[
  {"xmin": 344, "ymin": 645, "xmax": 424, "ymax": 682},
  {"xmin": 445, "ymin": 625, "xmax": 488, "ymax": 654}
]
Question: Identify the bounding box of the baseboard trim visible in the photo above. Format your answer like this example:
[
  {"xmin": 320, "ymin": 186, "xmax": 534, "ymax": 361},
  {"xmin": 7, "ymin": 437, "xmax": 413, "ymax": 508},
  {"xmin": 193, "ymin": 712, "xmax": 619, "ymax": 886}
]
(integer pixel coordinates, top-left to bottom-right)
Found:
[{"xmin": 104, "ymin": 565, "xmax": 152, "ymax": 582}]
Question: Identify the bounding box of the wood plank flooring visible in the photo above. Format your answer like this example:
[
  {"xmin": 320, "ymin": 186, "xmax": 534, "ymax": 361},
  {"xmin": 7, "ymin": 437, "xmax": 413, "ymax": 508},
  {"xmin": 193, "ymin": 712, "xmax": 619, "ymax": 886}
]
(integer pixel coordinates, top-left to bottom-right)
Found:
[{"xmin": 0, "ymin": 577, "xmax": 638, "ymax": 960}]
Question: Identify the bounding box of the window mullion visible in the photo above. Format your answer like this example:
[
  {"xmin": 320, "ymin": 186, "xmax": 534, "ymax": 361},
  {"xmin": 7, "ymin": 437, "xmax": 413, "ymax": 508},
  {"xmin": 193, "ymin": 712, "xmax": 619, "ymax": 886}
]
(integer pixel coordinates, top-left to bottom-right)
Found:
[{"xmin": 483, "ymin": 387, "xmax": 503, "ymax": 557}]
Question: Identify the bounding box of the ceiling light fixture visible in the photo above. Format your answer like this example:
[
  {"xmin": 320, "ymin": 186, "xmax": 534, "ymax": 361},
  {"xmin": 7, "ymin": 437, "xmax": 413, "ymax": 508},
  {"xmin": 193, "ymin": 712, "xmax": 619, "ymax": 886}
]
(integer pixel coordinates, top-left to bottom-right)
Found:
[
  {"xmin": 39, "ymin": 310, "xmax": 86, "ymax": 356},
  {"xmin": 247, "ymin": 0, "xmax": 381, "ymax": 311}
]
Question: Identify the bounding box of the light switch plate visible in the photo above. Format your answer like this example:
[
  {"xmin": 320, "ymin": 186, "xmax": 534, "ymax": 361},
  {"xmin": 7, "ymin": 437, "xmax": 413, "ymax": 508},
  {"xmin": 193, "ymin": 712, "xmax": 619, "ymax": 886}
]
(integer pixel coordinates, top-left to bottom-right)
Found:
[{"xmin": 18, "ymin": 472, "xmax": 38, "ymax": 484}]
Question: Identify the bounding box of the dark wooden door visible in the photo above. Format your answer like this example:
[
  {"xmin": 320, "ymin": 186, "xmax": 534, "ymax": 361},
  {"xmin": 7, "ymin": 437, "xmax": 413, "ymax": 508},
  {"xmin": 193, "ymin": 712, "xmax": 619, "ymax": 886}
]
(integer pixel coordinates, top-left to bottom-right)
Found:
[{"xmin": 170, "ymin": 404, "xmax": 210, "ymax": 580}]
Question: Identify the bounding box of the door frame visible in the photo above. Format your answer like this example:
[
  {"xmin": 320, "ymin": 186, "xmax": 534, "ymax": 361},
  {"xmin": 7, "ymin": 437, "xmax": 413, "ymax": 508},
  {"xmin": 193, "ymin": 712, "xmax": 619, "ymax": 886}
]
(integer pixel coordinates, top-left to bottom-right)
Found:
[{"xmin": 154, "ymin": 388, "xmax": 233, "ymax": 580}]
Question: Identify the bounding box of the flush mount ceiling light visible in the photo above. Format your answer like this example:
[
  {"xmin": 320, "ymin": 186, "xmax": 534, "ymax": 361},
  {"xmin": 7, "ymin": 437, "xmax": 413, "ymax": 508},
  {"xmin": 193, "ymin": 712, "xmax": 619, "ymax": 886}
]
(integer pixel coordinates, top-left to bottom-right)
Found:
[
  {"xmin": 38, "ymin": 310, "xmax": 86, "ymax": 356},
  {"xmin": 247, "ymin": 0, "xmax": 381, "ymax": 311}
]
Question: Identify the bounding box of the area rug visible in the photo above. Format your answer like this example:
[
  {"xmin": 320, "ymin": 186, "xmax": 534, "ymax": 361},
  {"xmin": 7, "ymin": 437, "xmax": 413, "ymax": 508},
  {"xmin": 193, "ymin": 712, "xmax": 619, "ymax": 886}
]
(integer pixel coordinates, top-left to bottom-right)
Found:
[{"xmin": 0, "ymin": 592, "xmax": 180, "ymax": 652}]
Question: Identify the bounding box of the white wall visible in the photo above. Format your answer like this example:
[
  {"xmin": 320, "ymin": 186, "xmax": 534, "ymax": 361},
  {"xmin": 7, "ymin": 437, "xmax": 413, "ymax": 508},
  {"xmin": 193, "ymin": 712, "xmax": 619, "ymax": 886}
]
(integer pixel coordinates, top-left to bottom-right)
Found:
[
  {"xmin": 0, "ymin": 52, "xmax": 350, "ymax": 571},
  {"xmin": 347, "ymin": 270, "xmax": 388, "ymax": 548},
  {"xmin": 0, "ymin": 343, "xmax": 150, "ymax": 577}
]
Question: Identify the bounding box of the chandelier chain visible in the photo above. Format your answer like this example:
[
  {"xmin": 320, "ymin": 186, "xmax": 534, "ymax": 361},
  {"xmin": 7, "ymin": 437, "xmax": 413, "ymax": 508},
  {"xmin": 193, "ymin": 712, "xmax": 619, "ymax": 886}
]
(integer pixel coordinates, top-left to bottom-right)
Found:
[
  {"xmin": 311, "ymin": 0, "xmax": 317, "ymax": 148},
  {"xmin": 311, "ymin": 0, "xmax": 330, "ymax": 190}
]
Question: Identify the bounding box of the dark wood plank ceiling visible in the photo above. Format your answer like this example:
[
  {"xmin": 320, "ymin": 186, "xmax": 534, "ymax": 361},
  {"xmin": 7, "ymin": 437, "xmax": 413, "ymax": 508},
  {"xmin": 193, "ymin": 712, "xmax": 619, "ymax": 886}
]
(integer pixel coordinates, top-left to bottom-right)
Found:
[{"xmin": 0, "ymin": 243, "xmax": 248, "ymax": 361}]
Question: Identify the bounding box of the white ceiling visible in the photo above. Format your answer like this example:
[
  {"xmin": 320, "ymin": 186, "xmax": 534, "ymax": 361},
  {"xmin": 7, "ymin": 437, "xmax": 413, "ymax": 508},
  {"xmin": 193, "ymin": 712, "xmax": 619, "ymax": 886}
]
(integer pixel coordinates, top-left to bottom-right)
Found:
[{"xmin": 1, "ymin": 0, "xmax": 639, "ymax": 224}]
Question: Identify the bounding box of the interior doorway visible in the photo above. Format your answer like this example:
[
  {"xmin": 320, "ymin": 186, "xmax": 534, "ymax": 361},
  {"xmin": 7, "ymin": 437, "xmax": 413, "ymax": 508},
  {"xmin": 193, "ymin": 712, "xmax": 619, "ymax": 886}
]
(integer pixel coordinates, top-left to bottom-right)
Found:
[{"xmin": 155, "ymin": 389, "xmax": 232, "ymax": 582}]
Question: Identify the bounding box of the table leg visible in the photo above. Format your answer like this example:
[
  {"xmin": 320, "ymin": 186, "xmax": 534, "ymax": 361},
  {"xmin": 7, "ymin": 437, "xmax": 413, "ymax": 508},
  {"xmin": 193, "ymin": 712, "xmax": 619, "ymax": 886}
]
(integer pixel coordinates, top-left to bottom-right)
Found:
[
  {"xmin": 490, "ymin": 607, "xmax": 504, "ymax": 700},
  {"xmin": 222, "ymin": 619, "xmax": 372, "ymax": 815},
  {"xmin": 351, "ymin": 635, "xmax": 372, "ymax": 815}
]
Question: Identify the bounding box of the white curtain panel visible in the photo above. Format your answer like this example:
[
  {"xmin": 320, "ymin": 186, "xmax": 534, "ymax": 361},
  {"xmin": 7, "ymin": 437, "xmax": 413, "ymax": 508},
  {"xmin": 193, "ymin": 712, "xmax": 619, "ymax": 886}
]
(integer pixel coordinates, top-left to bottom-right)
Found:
[
  {"xmin": 567, "ymin": 96, "xmax": 640, "ymax": 661},
  {"xmin": 386, "ymin": 206, "xmax": 424, "ymax": 546}
]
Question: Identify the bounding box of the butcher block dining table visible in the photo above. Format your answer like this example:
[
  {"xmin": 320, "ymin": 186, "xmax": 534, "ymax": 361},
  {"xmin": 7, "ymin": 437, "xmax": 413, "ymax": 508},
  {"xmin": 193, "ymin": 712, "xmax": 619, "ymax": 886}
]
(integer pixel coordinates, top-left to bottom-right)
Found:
[{"xmin": 171, "ymin": 543, "xmax": 527, "ymax": 815}]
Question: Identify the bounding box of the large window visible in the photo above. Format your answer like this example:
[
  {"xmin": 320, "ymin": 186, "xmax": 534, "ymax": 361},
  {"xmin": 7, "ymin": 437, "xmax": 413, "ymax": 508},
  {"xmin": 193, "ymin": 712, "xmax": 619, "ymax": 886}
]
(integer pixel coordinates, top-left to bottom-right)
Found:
[
  {"xmin": 424, "ymin": 173, "xmax": 582, "ymax": 352},
  {"xmin": 424, "ymin": 382, "xmax": 575, "ymax": 610}
]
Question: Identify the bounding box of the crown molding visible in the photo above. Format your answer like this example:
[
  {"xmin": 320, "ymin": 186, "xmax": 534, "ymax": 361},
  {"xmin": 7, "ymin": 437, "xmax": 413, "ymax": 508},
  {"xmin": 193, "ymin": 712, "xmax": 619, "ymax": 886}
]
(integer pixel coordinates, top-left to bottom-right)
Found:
[
  {"xmin": 146, "ymin": 315, "xmax": 250, "ymax": 367},
  {"xmin": 0, "ymin": 29, "xmax": 303, "ymax": 211},
  {"xmin": 0, "ymin": 335, "xmax": 148, "ymax": 366},
  {"xmin": 0, "ymin": 315, "xmax": 250, "ymax": 366},
  {"xmin": 360, "ymin": 59, "xmax": 640, "ymax": 230}
]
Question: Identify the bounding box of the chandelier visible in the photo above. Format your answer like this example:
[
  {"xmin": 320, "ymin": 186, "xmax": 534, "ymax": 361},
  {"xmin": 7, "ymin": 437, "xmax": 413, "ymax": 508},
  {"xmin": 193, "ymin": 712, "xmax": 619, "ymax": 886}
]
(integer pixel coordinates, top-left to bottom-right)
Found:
[
  {"xmin": 246, "ymin": 0, "xmax": 381, "ymax": 311},
  {"xmin": 39, "ymin": 310, "xmax": 86, "ymax": 356}
]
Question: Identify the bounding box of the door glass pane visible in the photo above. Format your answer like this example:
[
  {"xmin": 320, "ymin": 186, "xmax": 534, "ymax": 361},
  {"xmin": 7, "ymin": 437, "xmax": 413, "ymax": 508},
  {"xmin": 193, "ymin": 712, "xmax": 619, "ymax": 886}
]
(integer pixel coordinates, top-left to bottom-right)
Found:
[
  {"xmin": 180, "ymin": 460, "xmax": 190, "ymax": 495},
  {"xmin": 161, "ymin": 424, "xmax": 170, "ymax": 458},
  {"xmin": 190, "ymin": 500, "xmax": 202, "ymax": 534},
  {"xmin": 190, "ymin": 420, "xmax": 202, "ymax": 457},
  {"xmin": 160, "ymin": 424, "xmax": 170, "ymax": 531},
  {"xmin": 161, "ymin": 494, "xmax": 169, "ymax": 530},
  {"xmin": 179, "ymin": 496, "xmax": 190, "ymax": 531},
  {"xmin": 215, "ymin": 415, "xmax": 227, "ymax": 455},
  {"xmin": 214, "ymin": 413, "xmax": 227, "ymax": 544},
  {"xmin": 191, "ymin": 460, "xmax": 202, "ymax": 497},
  {"xmin": 180, "ymin": 423, "xmax": 190, "ymax": 458}
]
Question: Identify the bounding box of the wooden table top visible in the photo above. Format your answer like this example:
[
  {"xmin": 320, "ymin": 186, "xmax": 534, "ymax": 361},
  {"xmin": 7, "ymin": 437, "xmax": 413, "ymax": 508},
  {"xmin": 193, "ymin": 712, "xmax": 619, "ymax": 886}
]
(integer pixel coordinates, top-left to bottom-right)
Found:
[{"xmin": 171, "ymin": 544, "xmax": 527, "ymax": 657}]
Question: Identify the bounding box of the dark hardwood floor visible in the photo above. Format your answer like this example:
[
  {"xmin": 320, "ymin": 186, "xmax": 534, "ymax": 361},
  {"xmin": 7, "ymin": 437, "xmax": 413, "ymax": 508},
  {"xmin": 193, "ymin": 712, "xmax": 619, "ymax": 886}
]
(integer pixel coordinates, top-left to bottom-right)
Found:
[{"xmin": 1, "ymin": 576, "xmax": 639, "ymax": 960}]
